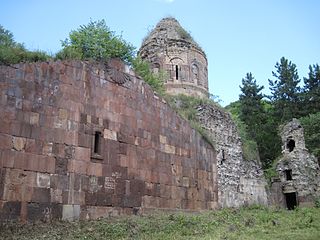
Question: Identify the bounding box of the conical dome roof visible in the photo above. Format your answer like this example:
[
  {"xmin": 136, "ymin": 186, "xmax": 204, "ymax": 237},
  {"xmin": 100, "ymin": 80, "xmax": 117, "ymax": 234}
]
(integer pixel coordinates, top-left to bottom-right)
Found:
[
  {"xmin": 141, "ymin": 17, "xmax": 204, "ymax": 55},
  {"xmin": 139, "ymin": 17, "xmax": 208, "ymax": 98}
]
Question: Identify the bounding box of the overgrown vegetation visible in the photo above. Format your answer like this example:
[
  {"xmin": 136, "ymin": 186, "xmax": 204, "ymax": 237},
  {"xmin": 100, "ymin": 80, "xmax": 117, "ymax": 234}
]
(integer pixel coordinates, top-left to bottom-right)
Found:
[
  {"xmin": 55, "ymin": 20, "xmax": 135, "ymax": 64},
  {"xmin": 165, "ymin": 94, "xmax": 221, "ymax": 148},
  {"xmin": 231, "ymin": 57, "xmax": 320, "ymax": 175},
  {"xmin": 226, "ymin": 101, "xmax": 260, "ymax": 162},
  {"xmin": 132, "ymin": 57, "xmax": 166, "ymax": 95},
  {"xmin": 0, "ymin": 25, "xmax": 51, "ymax": 65},
  {"xmin": 1, "ymin": 207, "xmax": 320, "ymax": 240},
  {"xmin": 300, "ymin": 112, "xmax": 320, "ymax": 160}
]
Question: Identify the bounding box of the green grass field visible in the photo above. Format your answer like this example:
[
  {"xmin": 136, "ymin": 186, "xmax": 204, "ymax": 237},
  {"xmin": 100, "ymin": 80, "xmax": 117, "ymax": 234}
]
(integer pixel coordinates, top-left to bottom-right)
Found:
[{"xmin": 1, "ymin": 206, "xmax": 320, "ymax": 240}]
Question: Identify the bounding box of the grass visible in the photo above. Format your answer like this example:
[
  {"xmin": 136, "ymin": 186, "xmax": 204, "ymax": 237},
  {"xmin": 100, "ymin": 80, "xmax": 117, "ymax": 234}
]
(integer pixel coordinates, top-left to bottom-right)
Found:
[
  {"xmin": 165, "ymin": 94, "xmax": 222, "ymax": 148},
  {"xmin": 1, "ymin": 206, "xmax": 320, "ymax": 240}
]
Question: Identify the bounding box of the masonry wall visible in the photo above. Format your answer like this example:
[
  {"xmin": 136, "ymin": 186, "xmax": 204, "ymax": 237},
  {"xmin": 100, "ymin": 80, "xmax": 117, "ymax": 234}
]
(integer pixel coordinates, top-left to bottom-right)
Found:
[
  {"xmin": 270, "ymin": 119, "xmax": 320, "ymax": 208},
  {"xmin": 196, "ymin": 104, "xmax": 268, "ymax": 207},
  {"xmin": 0, "ymin": 60, "xmax": 217, "ymax": 222}
]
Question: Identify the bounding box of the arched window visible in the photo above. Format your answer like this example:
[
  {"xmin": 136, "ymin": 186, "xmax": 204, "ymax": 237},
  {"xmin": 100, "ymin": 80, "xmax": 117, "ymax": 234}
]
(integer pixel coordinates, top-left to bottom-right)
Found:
[
  {"xmin": 170, "ymin": 57, "xmax": 183, "ymax": 81},
  {"xmin": 191, "ymin": 63, "xmax": 199, "ymax": 83}
]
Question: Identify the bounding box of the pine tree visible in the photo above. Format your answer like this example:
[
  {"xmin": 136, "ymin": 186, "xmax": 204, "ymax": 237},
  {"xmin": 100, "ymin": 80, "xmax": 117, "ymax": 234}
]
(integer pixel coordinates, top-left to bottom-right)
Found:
[
  {"xmin": 268, "ymin": 57, "xmax": 301, "ymax": 122},
  {"xmin": 239, "ymin": 72, "xmax": 264, "ymax": 139},
  {"xmin": 303, "ymin": 64, "xmax": 320, "ymax": 114},
  {"xmin": 238, "ymin": 73, "xmax": 281, "ymax": 168}
]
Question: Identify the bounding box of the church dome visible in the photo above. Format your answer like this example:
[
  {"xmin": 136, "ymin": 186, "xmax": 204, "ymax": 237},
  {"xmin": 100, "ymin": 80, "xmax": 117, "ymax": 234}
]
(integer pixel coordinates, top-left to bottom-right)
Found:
[{"xmin": 138, "ymin": 17, "xmax": 208, "ymax": 98}]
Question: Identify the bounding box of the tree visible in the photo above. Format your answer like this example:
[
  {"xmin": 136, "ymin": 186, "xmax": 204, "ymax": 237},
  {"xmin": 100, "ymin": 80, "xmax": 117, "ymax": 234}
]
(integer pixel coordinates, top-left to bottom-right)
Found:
[
  {"xmin": 0, "ymin": 25, "xmax": 16, "ymax": 47},
  {"xmin": 239, "ymin": 72, "xmax": 264, "ymax": 139},
  {"xmin": 238, "ymin": 73, "xmax": 281, "ymax": 168},
  {"xmin": 300, "ymin": 112, "xmax": 320, "ymax": 162},
  {"xmin": 268, "ymin": 57, "xmax": 301, "ymax": 122},
  {"xmin": 56, "ymin": 19, "xmax": 135, "ymax": 64},
  {"xmin": 0, "ymin": 25, "xmax": 50, "ymax": 65},
  {"xmin": 302, "ymin": 64, "xmax": 320, "ymax": 114}
]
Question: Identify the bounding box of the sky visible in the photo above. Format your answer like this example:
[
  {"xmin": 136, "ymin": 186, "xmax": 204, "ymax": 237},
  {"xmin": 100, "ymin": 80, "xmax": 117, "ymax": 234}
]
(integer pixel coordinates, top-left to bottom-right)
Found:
[{"xmin": 1, "ymin": 0, "xmax": 320, "ymax": 105}]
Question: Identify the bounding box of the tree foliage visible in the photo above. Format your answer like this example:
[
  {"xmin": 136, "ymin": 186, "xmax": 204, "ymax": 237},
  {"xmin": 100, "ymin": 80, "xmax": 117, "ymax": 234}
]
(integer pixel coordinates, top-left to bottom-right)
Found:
[
  {"xmin": 132, "ymin": 57, "xmax": 166, "ymax": 95},
  {"xmin": 300, "ymin": 112, "xmax": 320, "ymax": 161},
  {"xmin": 0, "ymin": 25, "xmax": 50, "ymax": 65},
  {"xmin": 56, "ymin": 20, "xmax": 135, "ymax": 64},
  {"xmin": 239, "ymin": 72, "xmax": 265, "ymax": 139},
  {"xmin": 230, "ymin": 57, "xmax": 319, "ymax": 171},
  {"xmin": 302, "ymin": 64, "xmax": 320, "ymax": 114},
  {"xmin": 268, "ymin": 57, "xmax": 301, "ymax": 122},
  {"xmin": 238, "ymin": 73, "xmax": 281, "ymax": 168}
]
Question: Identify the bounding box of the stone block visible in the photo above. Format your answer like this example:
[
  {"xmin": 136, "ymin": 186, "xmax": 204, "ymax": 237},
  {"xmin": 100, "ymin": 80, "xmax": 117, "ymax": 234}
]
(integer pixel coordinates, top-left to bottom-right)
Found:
[
  {"xmin": 78, "ymin": 133, "xmax": 91, "ymax": 148},
  {"xmin": 19, "ymin": 123, "xmax": 32, "ymax": 138},
  {"xmin": 36, "ymin": 173, "xmax": 50, "ymax": 188},
  {"xmin": 0, "ymin": 201, "xmax": 21, "ymax": 221},
  {"xmin": 50, "ymin": 188, "xmax": 63, "ymax": 203},
  {"xmin": 2, "ymin": 150, "xmax": 15, "ymax": 168},
  {"xmin": 25, "ymin": 138, "xmax": 37, "ymax": 153},
  {"xmin": 42, "ymin": 142, "xmax": 53, "ymax": 156},
  {"xmin": 85, "ymin": 192, "xmax": 97, "ymax": 206},
  {"xmin": 0, "ymin": 134, "xmax": 12, "ymax": 149},
  {"xmin": 13, "ymin": 151, "xmax": 27, "ymax": 170},
  {"xmin": 159, "ymin": 135, "xmax": 167, "ymax": 144},
  {"xmin": 58, "ymin": 108, "xmax": 68, "ymax": 120},
  {"xmin": 62, "ymin": 204, "xmax": 80, "ymax": 221},
  {"xmin": 32, "ymin": 188, "xmax": 50, "ymax": 203},
  {"xmin": 55, "ymin": 157, "xmax": 68, "ymax": 175},
  {"xmin": 75, "ymin": 146, "xmax": 90, "ymax": 161},
  {"xmin": 27, "ymin": 202, "xmax": 62, "ymax": 222},
  {"xmin": 68, "ymin": 160, "xmax": 87, "ymax": 174},
  {"xmin": 12, "ymin": 136, "xmax": 26, "ymax": 151},
  {"xmin": 104, "ymin": 129, "xmax": 117, "ymax": 141},
  {"xmin": 96, "ymin": 193, "xmax": 113, "ymax": 206},
  {"xmin": 87, "ymin": 162, "xmax": 103, "ymax": 176},
  {"xmin": 29, "ymin": 112, "xmax": 39, "ymax": 125},
  {"xmin": 164, "ymin": 144, "xmax": 175, "ymax": 154}
]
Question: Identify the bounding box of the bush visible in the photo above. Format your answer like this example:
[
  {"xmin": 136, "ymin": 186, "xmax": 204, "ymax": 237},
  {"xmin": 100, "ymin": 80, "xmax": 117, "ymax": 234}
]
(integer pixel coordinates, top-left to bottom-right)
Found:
[
  {"xmin": 132, "ymin": 57, "xmax": 166, "ymax": 95},
  {"xmin": 0, "ymin": 25, "xmax": 51, "ymax": 65},
  {"xmin": 56, "ymin": 19, "xmax": 135, "ymax": 64}
]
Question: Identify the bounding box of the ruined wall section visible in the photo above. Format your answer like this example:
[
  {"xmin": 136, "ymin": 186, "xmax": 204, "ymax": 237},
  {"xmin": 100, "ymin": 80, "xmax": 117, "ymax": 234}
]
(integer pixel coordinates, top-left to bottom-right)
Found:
[
  {"xmin": 196, "ymin": 104, "xmax": 268, "ymax": 207},
  {"xmin": 0, "ymin": 60, "xmax": 217, "ymax": 222},
  {"xmin": 274, "ymin": 119, "xmax": 320, "ymax": 206}
]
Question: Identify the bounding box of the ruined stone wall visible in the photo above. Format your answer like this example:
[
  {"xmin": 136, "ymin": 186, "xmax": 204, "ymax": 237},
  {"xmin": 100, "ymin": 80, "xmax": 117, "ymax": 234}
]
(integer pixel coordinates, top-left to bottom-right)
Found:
[
  {"xmin": 196, "ymin": 104, "xmax": 268, "ymax": 207},
  {"xmin": 271, "ymin": 119, "xmax": 320, "ymax": 207},
  {"xmin": 0, "ymin": 60, "xmax": 217, "ymax": 222}
]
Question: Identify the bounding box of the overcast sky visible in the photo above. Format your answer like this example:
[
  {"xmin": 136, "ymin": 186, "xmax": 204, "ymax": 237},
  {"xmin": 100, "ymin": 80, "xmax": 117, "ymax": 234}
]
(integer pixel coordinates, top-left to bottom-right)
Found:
[{"xmin": 1, "ymin": 0, "xmax": 319, "ymax": 105}]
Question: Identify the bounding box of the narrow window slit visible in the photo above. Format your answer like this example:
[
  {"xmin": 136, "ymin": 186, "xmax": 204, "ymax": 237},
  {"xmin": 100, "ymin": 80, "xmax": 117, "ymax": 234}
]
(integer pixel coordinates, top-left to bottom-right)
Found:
[
  {"xmin": 94, "ymin": 131, "xmax": 101, "ymax": 155},
  {"xmin": 175, "ymin": 65, "xmax": 179, "ymax": 80}
]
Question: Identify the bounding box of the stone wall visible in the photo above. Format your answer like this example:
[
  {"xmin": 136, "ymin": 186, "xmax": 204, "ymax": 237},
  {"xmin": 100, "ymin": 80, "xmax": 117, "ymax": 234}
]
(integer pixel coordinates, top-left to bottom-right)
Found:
[
  {"xmin": 0, "ymin": 60, "xmax": 217, "ymax": 222},
  {"xmin": 196, "ymin": 104, "xmax": 268, "ymax": 207},
  {"xmin": 270, "ymin": 119, "xmax": 320, "ymax": 208}
]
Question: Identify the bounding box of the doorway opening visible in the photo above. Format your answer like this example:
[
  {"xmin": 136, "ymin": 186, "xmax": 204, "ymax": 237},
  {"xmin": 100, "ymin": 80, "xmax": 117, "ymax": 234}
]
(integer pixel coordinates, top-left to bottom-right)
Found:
[
  {"xmin": 285, "ymin": 192, "xmax": 297, "ymax": 210},
  {"xmin": 285, "ymin": 169, "xmax": 292, "ymax": 180}
]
